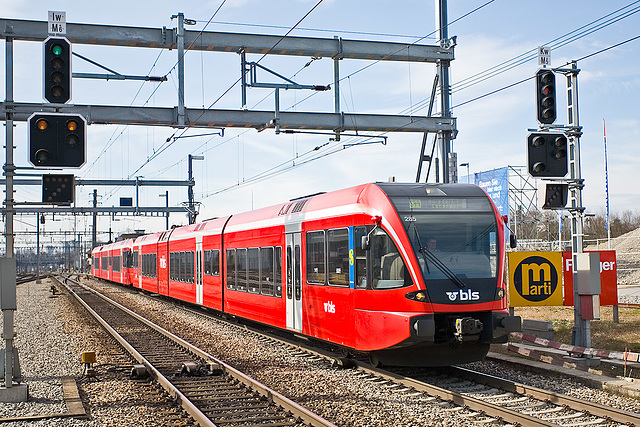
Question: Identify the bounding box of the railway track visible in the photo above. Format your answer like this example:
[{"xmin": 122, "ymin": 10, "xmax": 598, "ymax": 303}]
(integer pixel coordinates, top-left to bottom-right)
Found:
[
  {"xmin": 393, "ymin": 366, "xmax": 640, "ymax": 426},
  {"xmin": 16, "ymin": 273, "xmax": 37, "ymax": 284},
  {"xmin": 80, "ymin": 277, "xmax": 640, "ymax": 426},
  {"xmin": 617, "ymin": 302, "xmax": 640, "ymax": 310},
  {"xmin": 191, "ymin": 304, "xmax": 640, "ymax": 427},
  {"xmin": 53, "ymin": 275, "xmax": 336, "ymax": 427},
  {"xmin": 242, "ymin": 327, "xmax": 640, "ymax": 426}
]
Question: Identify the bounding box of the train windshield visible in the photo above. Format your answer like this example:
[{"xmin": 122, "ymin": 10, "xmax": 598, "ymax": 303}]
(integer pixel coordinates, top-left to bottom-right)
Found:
[{"xmin": 391, "ymin": 196, "xmax": 498, "ymax": 286}]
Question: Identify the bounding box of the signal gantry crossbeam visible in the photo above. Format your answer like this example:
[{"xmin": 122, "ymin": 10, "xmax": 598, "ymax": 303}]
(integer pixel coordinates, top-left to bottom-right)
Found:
[{"xmin": 0, "ymin": 18, "xmax": 457, "ymax": 134}]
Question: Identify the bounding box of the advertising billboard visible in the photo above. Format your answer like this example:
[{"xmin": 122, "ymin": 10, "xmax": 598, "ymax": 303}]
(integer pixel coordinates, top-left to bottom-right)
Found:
[{"xmin": 475, "ymin": 167, "xmax": 509, "ymax": 218}]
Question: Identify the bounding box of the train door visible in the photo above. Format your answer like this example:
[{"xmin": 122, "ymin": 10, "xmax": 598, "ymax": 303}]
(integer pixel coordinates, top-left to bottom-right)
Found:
[
  {"xmin": 137, "ymin": 248, "xmax": 142, "ymax": 288},
  {"xmin": 286, "ymin": 232, "xmax": 303, "ymax": 332},
  {"xmin": 195, "ymin": 239, "xmax": 203, "ymax": 305}
]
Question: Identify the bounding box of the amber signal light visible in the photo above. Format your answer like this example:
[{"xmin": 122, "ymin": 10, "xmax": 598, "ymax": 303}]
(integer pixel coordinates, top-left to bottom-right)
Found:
[{"xmin": 36, "ymin": 119, "xmax": 49, "ymax": 131}]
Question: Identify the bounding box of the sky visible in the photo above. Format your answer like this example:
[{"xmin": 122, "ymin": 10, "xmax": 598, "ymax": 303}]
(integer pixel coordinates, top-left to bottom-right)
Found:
[{"xmin": 2, "ymin": 0, "xmax": 640, "ymax": 245}]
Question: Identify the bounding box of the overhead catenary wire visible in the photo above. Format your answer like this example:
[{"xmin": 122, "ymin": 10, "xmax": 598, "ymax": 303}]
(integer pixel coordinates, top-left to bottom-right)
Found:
[
  {"xmin": 125, "ymin": 0, "xmax": 326, "ymax": 180},
  {"xmin": 451, "ymin": 0, "xmax": 640, "ymax": 93},
  {"xmin": 119, "ymin": 0, "xmax": 491, "ymax": 191},
  {"xmin": 98, "ymin": 2, "xmax": 640, "ymax": 207},
  {"xmin": 198, "ymin": 31, "xmax": 640, "ymax": 200},
  {"xmin": 453, "ymin": 33, "xmax": 640, "ymax": 110}
]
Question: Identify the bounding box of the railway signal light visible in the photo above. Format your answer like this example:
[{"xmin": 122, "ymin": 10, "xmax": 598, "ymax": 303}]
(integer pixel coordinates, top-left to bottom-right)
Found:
[
  {"xmin": 542, "ymin": 183, "xmax": 569, "ymax": 209},
  {"xmin": 42, "ymin": 174, "xmax": 75, "ymax": 205},
  {"xmin": 536, "ymin": 69, "xmax": 556, "ymax": 125},
  {"xmin": 28, "ymin": 113, "xmax": 86, "ymax": 168},
  {"xmin": 527, "ymin": 132, "xmax": 568, "ymax": 178},
  {"xmin": 43, "ymin": 36, "xmax": 72, "ymax": 104}
]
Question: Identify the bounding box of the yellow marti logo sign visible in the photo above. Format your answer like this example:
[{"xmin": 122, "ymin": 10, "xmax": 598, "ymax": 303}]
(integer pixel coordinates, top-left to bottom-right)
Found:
[{"xmin": 508, "ymin": 251, "xmax": 563, "ymax": 307}]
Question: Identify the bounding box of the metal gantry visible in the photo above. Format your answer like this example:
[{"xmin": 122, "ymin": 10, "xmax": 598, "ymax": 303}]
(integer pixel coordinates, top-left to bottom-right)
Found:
[
  {"xmin": 0, "ymin": 17, "xmax": 457, "ymax": 135},
  {"xmin": 0, "ymin": 6, "xmax": 458, "ymax": 397}
]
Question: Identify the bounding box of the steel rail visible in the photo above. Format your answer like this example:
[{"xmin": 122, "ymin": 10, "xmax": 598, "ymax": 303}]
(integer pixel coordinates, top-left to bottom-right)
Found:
[
  {"xmin": 448, "ymin": 365, "xmax": 640, "ymax": 426},
  {"xmin": 86, "ymin": 276, "xmax": 632, "ymax": 427},
  {"xmin": 53, "ymin": 276, "xmax": 216, "ymax": 427},
  {"xmin": 56, "ymin": 276, "xmax": 337, "ymax": 427},
  {"xmin": 175, "ymin": 305, "xmax": 558, "ymax": 427}
]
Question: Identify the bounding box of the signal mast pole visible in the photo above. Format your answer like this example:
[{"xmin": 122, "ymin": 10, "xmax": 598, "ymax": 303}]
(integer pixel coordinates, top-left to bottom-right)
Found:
[
  {"xmin": 564, "ymin": 61, "xmax": 589, "ymax": 347},
  {"xmin": 2, "ymin": 34, "xmax": 25, "ymax": 401}
]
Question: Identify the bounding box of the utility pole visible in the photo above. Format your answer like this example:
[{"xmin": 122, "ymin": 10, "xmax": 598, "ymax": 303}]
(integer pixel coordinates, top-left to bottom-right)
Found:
[
  {"xmin": 92, "ymin": 190, "xmax": 97, "ymax": 249},
  {"xmin": 159, "ymin": 191, "xmax": 169, "ymax": 230},
  {"xmin": 36, "ymin": 215, "xmax": 41, "ymax": 283},
  {"xmin": 176, "ymin": 12, "xmax": 186, "ymax": 128},
  {"xmin": 187, "ymin": 155, "xmax": 203, "ymax": 225},
  {"xmin": 435, "ymin": 0, "xmax": 455, "ymax": 183}
]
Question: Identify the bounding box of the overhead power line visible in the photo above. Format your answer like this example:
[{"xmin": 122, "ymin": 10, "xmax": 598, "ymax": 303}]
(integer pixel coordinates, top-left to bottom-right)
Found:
[
  {"xmin": 125, "ymin": 0, "xmax": 326, "ymax": 181},
  {"xmin": 452, "ymin": 0, "xmax": 640, "ymax": 93},
  {"xmin": 452, "ymin": 33, "xmax": 640, "ymax": 110}
]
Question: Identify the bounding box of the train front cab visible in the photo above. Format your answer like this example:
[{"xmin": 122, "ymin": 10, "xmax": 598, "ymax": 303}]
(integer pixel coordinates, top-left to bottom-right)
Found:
[{"xmin": 359, "ymin": 183, "xmax": 521, "ymax": 366}]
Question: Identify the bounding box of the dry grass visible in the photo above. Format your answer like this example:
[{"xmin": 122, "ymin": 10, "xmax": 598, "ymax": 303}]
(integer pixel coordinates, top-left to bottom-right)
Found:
[{"xmin": 513, "ymin": 305, "xmax": 640, "ymax": 353}]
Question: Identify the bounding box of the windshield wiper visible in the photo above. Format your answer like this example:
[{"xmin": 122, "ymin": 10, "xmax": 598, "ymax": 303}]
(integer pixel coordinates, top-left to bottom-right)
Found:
[
  {"xmin": 413, "ymin": 228, "xmax": 466, "ymax": 289},
  {"xmin": 413, "ymin": 228, "xmax": 430, "ymax": 274}
]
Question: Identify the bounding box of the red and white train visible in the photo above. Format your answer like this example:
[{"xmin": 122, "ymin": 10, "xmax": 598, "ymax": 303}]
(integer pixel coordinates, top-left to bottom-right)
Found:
[{"xmin": 91, "ymin": 182, "xmax": 521, "ymax": 366}]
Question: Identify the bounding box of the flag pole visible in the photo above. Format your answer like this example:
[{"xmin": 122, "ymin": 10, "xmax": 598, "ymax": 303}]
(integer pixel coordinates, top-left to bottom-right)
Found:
[{"xmin": 603, "ymin": 119, "xmax": 611, "ymax": 249}]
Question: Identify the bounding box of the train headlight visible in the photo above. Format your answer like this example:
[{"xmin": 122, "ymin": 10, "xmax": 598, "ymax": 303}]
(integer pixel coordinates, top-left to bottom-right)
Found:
[
  {"xmin": 405, "ymin": 290, "xmax": 429, "ymax": 302},
  {"xmin": 496, "ymin": 288, "xmax": 505, "ymax": 300}
]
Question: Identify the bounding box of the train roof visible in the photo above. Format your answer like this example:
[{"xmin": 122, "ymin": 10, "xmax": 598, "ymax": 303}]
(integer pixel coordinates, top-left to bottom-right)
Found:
[
  {"xmin": 375, "ymin": 182, "xmax": 488, "ymax": 198},
  {"xmin": 92, "ymin": 182, "xmax": 490, "ymax": 248}
]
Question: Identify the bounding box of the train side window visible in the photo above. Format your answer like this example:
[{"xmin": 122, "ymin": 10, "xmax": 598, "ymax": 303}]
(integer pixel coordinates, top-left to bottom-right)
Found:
[
  {"xmin": 226, "ymin": 249, "xmax": 236, "ymax": 290},
  {"xmin": 133, "ymin": 250, "xmax": 138, "ymax": 269},
  {"xmin": 371, "ymin": 229, "xmax": 412, "ymax": 290},
  {"xmin": 187, "ymin": 251, "xmax": 191, "ymax": 281},
  {"xmin": 174, "ymin": 252, "xmax": 179, "ymax": 280},
  {"xmin": 101, "ymin": 256, "xmax": 108, "ymax": 271},
  {"xmin": 306, "ymin": 230, "xmax": 326, "ymax": 285},
  {"xmin": 248, "ymin": 248, "xmax": 260, "ymax": 294},
  {"xmin": 187, "ymin": 251, "xmax": 194, "ymax": 282},
  {"xmin": 152, "ymin": 253, "xmax": 157, "ymax": 278},
  {"xmin": 113, "ymin": 256, "xmax": 121, "ymax": 273},
  {"xmin": 274, "ymin": 246, "xmax": 282, "ymax": 297},
  {"xmin": 211, "ymin": 250, "xmax": 220, "ymax": 275},
  {"xmin": 204, "ymin": 249, "xmax": 220, "ymax": 276},
  {"xmin": 327, "ymin": 228, "xmax": 349, "ymax": 287},
  {"xmin": 185, "ymin": 251, "xmax": 189, "ymax": 281},
  {"xmin": 260, "ymin": 247, "xmax": 274, "ymax": 296},
  {"xmin": 236, "ymin": 248, "xmax": 247, "ymax": 291},
  {"xmin": 175, "ymin": 252, "xmax": 180, "ymax": 281}
]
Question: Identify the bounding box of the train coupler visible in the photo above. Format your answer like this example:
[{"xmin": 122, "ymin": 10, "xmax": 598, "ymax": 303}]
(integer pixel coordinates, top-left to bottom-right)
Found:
[{"xmin": 454, "ymin": 317, "xmax": 483, "ymax": 342}]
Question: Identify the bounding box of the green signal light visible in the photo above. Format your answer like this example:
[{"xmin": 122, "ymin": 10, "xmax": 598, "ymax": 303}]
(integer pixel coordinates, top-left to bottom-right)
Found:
[{"xmin": 51, "ymin": 44, "xmax": 63, "ymax": 56}]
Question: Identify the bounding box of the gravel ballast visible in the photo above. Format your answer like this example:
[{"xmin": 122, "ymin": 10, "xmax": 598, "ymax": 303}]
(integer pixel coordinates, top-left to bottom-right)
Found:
[
  {"xmin": 1, "ymin": 277, "xmax": 639, "ymax": 426},
  {"xmin": 0, "ymin": 278, "xmax": 181, "ymax": 426}
]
